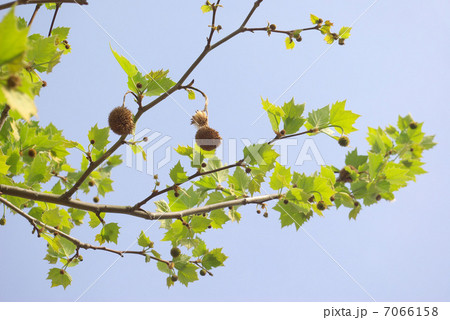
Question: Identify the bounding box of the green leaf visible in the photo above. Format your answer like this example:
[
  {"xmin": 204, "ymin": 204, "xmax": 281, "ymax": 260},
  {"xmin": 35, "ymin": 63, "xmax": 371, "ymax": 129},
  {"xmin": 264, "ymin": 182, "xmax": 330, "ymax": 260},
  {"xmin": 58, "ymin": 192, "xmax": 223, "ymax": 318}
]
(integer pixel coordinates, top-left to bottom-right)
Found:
[
  {"xmin": 95, "ymin": 223, "xmax": 120, "ymax": 245},
  {"xmin": 310, "ymin": 14, "xmax": 321, "ymax": 24},
  {"xmin": 187, "ymin": 89, "xmax": 195, "ymax": 100},
  {"xmin": 383, "ymin": 162, "xmax": 412, "ymax": 191},
  {"xmin": 190, "ymin": 216, "xmax": 211, "ymax": 234},
  {"xmin": 162, "ymin": 220, "xmax": 189, "ymax": 246},
  {"xmin": 339, "ymin": 27, "xmax": 352, "ymax": 39},
  {"xmin": 281, "ymin": 99, "xmax": 306, "ymax": 134},
  {"xmin": 305, "ymin": 105, "xmax": 330, "ymax": 130},
  {"xmin": 345, "ymin": 148, "xmax": 368, "ymax": 169},
  {"xmin": 25, "ymin": 153, "xmax": 51, "ymax": 185},
  {"xmin": 88, "ymin": 124, "xmax": 110, "ymax": 151},
  {"xmin": 201, "ymin": 4, "xmax": 213, "ymax": 13},
  {"xmin": 349, "ymin": 204, "xmax": 362, "ymax": 220},
  {"xmin": 368, "ymin": 152, "xmax": 384, "ymax": 178},
  {"xmin": 269, "ymin": 162, "xmax": 292, "ymax": 190},
  {"xmin": 192, "ymin": 239, "xmax": 208, "ymax": 257},
  {"xmin": 144, "ymin": 70, "xmax": 176, "ymax": 97},
  {"xmin": 243, "ymin": 144, "xmax": 278, "ymax": 172},
  {"xmin": 202, "ymin": 248, "xmax": 227, "ymax": 270},
  {"xmin": 177, "ymin": 263, "xmax": 199, "ymax": 287},
  {"xmin": 228, "ymin": 166, "xmax": 250, "ymax": 195},
  {"xmin": 285, "ymin": 37, "xmax": 295, "ymax": 50},
  {"xmin": 228, "ymin": 207, "xmax": 241, "ymax": 223},
  {"xmin": 110, "ymin": 45, "xmax": 138, "ymax": 77},
  {"xmin": 205, "ymin": 157, "xmax": 228, "ymax": 183},
  {"xmin": 262, "ymin": 98, "xmax": 284, "ymax": 132},
  {"xmin": 137, "ymin": 230, "xmax": 151, "ymax": 247},
  {"xmin": 88, "ymin": 211, "xmax": 105, "ymax": 228},
  {"xmin": 329, "ymin": 100, "xmax": 360, "ymax": 134},
  {"xmin": 169, "ymin": 161, "xmax": 189, "ymax": 184},
  {"xmin": 209, "ymin": 209, "xmax": 230, "ymax": 229},
  {"xmin": 0, "ymin": 8, "xmax": 28, "ymax": 66},
  {"xmin": 273, "ymin": 200, "xmax": 311, "ymax": 230},
  {"xmin": 42, "ymin": 208, "xmax": 62, "ymax": 227},
  {"xmin": 47, "ymin": 268, "xmax": 72, "ymax": 289},
  {"xmin": 1, "ymin": 88, "xmax": 37, "ymax": 121},
  {"xmin": 69, "ymin": 208, "xmax": 86, "ymax": 226},
  {"xmin": 167, "ymin": 186, "xmax": 201, "ymax": 211},
  {"xmin": 324, "ymin": 33, "xmax": 334, "ymax": 44}
]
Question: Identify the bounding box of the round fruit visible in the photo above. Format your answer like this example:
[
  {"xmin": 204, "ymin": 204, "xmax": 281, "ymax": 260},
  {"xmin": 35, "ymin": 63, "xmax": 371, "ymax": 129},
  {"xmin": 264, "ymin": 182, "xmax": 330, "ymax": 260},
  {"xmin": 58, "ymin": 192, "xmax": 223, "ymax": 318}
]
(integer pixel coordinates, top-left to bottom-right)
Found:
[
  {"xmin": 0, "ymin": 217, "xmax": 6, "ymax": 226},
  {"xmin": 170, "ymin": 247, "xmax": 181, "ymax": 258},
  {"xmin": 7, "ymin": 74, "xmax": 21, "ymax": 89},
  {"xmin": 171, "ymin": 274, "xmax": 178, "ymax": 282},
  {"xmin": 269, "ymin": 24, "xmax": 276, "ymax": 31},
  {"xmin": 283, "ymin": 199, "xmax": 289, "ymax": 205},
  {"xmin": 263, "ymin": 212, "xmax": 268, "ymax": 218},
  {"xmin": 93, "ymin": 196, "xmax": 99, "ymax": 203},
  {"xmin": 376, "ymin": 194, "xmax": 382, "ymax": 201},
  {"xmin": 409, "ymin": 121, "xmax": 418, "ymax": 129},
  {"xmin": 108, "ymin": 106, "xmax": 135, "ymax": 135},
  {"xmin": 200, "ymin": 269, "xmax": 207, "ymax": 276},
  {"xmin": 195, "ymin": 126, "xmax": 222, "ymax": 151},
  {"xmin": 316, "ymin": 201, "xmax": 327, "ymax": 211},
  {"xmin": 88, "ymin": 180, "xmax": 95, "ymax": 187},
  {"xmin": 338, "ymin": 136, "xmax": 350, "ymax": 147},
  {"xmin": 27, "ymin": 148, "xmax": 37, "ymax": 158}
]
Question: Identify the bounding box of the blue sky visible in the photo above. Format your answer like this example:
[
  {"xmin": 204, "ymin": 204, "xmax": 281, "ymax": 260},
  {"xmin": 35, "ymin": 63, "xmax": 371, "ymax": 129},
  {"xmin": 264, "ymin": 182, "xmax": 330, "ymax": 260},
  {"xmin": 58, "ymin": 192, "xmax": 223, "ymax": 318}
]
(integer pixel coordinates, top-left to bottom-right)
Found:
[{"xmin": 0, "ymin": 0, "xmax": 449, "ymax": 301}]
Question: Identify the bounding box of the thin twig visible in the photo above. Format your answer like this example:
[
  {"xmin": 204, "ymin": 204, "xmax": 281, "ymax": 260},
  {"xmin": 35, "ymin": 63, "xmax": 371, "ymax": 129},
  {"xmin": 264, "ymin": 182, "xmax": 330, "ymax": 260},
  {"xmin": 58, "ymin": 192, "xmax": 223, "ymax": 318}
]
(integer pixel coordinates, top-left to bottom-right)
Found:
[
  {"xmin": 0, "ymin": 195, "xmax": 169, "ymax": 263},
  {"xmin": 206, "ymin": 0, "xmax": 221, "ymax": 49},
  {"xmin": 48, "ymin": 3, "xmax": 61, "ymax": 37},
  {"xmin": 134, "ymin": 160, "xmax": 244, "ymax": 209},
  {"xmin": 28, "ymin": 4, "xmax": 42, "ymax": 27},
  {"xmin": 62, "ymin": 0, "xmax": 266, "ymax": 199},
  {"xmin": 180, "ymin": 82, "xmax": 209, "ymax": 115},
  {"xmin": 0, "ymin": 0, "xmax": 87, "ymax": 11},
  {"xmin": 0, "ymin": 104, "xmax": 11, "ymax": 131}
]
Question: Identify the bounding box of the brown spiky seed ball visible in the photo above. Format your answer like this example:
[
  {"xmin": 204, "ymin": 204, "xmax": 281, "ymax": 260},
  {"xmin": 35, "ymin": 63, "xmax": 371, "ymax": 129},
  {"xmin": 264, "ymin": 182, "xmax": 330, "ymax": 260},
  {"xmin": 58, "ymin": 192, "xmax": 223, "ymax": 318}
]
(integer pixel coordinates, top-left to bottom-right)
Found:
[
  {"xmin": 191, "ymin": 110, "xmax": 208, "ymax": 128},
  {"xmin": 195, "ymin": 126, "xmax": 222, "ymax": 151},
  {"xmin": 108, "ymin": 106, "xmax": 135, "ymax": 135}
]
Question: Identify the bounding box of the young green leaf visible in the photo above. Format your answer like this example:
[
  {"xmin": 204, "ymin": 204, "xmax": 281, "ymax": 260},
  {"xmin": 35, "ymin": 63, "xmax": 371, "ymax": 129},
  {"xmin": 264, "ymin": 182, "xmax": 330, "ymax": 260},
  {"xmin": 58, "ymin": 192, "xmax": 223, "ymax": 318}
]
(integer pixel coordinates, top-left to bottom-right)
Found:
[{"xmin": 47, "ymin": 268, "xmax": 72, "ymax": 289}]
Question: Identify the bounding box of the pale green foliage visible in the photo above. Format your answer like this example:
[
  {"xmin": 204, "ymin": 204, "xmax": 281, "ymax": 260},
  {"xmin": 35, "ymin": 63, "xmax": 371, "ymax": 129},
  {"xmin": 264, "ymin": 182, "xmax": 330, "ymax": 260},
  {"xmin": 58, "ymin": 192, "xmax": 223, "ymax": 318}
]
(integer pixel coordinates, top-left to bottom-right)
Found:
[{"xmin": 0, "ymin": 6, "xmax": 436, "ymax": 290}]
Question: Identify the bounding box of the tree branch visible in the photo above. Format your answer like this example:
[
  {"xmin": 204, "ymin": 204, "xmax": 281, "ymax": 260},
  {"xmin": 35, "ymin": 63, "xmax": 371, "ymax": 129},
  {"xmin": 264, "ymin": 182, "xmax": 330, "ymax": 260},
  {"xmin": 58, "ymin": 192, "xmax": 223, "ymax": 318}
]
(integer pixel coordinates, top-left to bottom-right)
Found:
[
  {"xmin": 0, "ymin": 183, "xmax": 281, "ymax": 220},
  {"xmin": 0, "ymin": 0, "xmax": 87, "ymax": 11},
  {"xmin": 62, "ymin": 0, "xmax": 266, "ymax": 199},
  {"xmin": 0, "ymin": 195, "xmax": 168, "ymax": 263},
  {"xmin": 134, "ymin": 159, "xmax": 244, "ymax": 209}
]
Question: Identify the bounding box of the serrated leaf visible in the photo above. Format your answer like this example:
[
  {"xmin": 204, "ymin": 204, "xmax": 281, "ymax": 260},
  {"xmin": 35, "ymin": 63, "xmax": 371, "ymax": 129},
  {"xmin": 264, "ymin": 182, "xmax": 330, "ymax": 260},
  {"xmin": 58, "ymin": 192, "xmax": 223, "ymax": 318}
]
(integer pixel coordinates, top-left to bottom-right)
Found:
[
  {"xmin": 210, "ymin": 209, "xmax": 230, "ymax": 229},
  {"xmin": 177, "ymin": 263, "xmax": 198, "ymax": 287},
  {"xmin": 190, "ymin": 216, "xmax": 212, "ymax": 233},
  {"xmin": 137, "ymin": 230, "xmax": 151, "ymax": 247},
  {"xmin": 47, "ymin": 268, "xmax": 72, "ymax": 289},
  {"xmin": 345, "ymin": 148, "xmax": 368, "ymax": 168},
  {"xmin": 243, "ymin": 144, "xmax": 278, "ymax": 172},
  {"xmin": 329, "ymin": 100, "xmax": 360, "ymax": 134},
  {"xmin": 228, "ymin": 166, "xmax": 250, "ymax": 195},
  {"xmin": 95, "ymin": 223, "xmax": 120, "ymax": 245},
  {"xmin": 202, "ymin": 248, "xmax": 227, "ymax": 270},
  {"xmin": 262, "ymin": 98, "xmax": 284, "ymax": 131},
  {"xmin": 305, "ymin": 105, "xmax": 330, "ymax": 130},
  {"xmin": 192, "ymin": 239, "xmax": 208, "ymax": 257},
  {"xmin": 0, "ymin": 8, "xmax": 28, "ymax": 66},
  {"xmin": 269, "ymin": 162, "xmax": 292, "ymax": 190},
  {"xmin": 281, "ymin": 99, "xmax": 306, "ymax": 134},
  {"xmin": 88, "ymin": 211, "xmax": 105, "ymax": 228},
  {"xmin": 169, "ymin": 161, "xmax": 189, "ymax": 184},
  {"xmin": 88, "ymin": 124, "xmax": 110, "ymax": 150},
  {"xmin": 339, "ymin": 27, "xmax": 352, "ymax": 39},
  {"xmin": 110, "ymin": 45, "xmax": 138, "ymax": 77}
]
